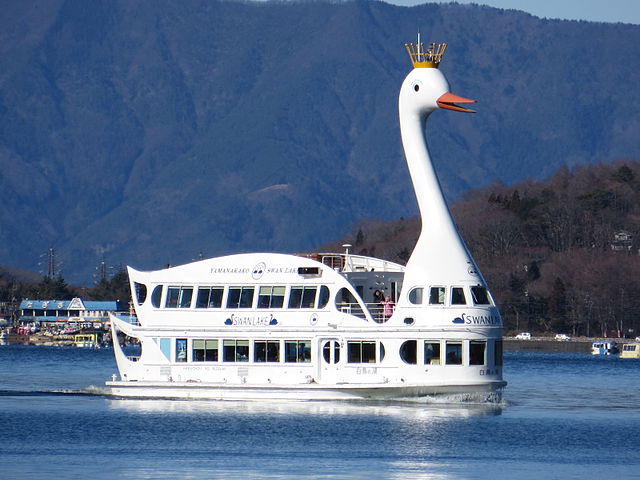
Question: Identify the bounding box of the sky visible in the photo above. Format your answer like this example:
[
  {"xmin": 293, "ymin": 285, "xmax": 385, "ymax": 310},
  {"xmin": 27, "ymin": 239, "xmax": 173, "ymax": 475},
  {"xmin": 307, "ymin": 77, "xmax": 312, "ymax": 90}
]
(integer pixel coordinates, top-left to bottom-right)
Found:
[{"xmin": 386, "ymin": 0, "xmax": 640, "ymax": 25}]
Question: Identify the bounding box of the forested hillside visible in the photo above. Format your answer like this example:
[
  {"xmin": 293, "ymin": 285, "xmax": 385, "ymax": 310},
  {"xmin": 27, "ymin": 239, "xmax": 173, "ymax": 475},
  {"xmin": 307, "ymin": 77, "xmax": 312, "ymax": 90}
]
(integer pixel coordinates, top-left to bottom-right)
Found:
[
  {"xmin": 325, "ymin": 161, "xmax": 640, "ymax": 337},
  {"xmin": 1, "ymin": 0, "xmax": 639, "ymax": 283}
]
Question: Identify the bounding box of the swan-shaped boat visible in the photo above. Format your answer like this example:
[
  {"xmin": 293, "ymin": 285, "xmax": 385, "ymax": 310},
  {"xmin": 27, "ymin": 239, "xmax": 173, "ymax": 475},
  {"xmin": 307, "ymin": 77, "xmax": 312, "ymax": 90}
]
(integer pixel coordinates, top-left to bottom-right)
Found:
[{"xmin": 106, "ymin": 39, "xmax": 506, "ymax": 400}]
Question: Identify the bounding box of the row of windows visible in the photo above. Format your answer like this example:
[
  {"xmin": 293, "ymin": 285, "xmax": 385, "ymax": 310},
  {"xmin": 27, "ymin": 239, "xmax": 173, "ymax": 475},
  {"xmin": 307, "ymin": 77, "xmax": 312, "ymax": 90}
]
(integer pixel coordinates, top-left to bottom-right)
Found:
[
  {"xmin": 169, "ymin": 338, "xmax": 503, "ymax": 367},
  {"xmin": 143, "ymin": 284, "xmax": 331, "ymax": 311},
  {"xmin": 175, "ymin": 338, "xmax": 311, "ymax": 363},
  {"xmin": 408, "ymin": 285, "xmax": 493, "ymax": 307}
]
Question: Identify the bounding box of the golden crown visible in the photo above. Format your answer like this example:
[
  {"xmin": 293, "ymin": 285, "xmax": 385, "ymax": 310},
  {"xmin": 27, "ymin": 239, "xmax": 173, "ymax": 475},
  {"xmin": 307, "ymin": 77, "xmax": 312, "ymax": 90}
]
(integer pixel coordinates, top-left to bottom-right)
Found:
[{"xmin": 405, "ymin": 41, "xmax": 447, "ymax": 68}]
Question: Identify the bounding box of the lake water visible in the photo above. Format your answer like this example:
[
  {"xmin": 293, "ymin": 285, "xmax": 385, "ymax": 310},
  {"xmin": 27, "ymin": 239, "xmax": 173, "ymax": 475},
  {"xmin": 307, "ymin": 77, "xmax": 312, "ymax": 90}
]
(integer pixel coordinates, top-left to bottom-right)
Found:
[{"xmin": 0, "ymin": 346, "xmax": 638, "ymax": 479}]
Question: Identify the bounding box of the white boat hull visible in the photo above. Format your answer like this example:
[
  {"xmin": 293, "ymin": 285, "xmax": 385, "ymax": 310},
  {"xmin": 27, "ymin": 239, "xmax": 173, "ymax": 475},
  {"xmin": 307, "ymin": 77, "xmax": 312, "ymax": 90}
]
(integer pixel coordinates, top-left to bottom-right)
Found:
[{"xmin": 106, "ymin": 379, "xmax": 506, "ymax": 401}]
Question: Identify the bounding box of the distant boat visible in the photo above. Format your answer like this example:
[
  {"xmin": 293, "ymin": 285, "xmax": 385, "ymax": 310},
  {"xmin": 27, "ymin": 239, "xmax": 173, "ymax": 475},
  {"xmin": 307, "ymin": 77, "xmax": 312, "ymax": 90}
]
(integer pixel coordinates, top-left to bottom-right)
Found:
[
  {"xmin": 591, "ymin": 341, "xmax": 619, "ymax": 355},
  {"xmin": 74, "ymin": 333, "xmax": 101, "ymax": 348},
  {"xmin": 620, "ymin": 343, "xmax": 640, "ymax": 359},
  {"xmin": 106, "ymin": 38, "xmax": 506, "ymax": 401}
]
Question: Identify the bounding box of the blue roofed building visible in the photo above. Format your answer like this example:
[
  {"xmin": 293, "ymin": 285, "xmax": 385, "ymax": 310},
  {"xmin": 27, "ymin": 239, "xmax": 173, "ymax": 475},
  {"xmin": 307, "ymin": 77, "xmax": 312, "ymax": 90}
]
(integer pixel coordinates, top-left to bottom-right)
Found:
[{"xmin": 18, "ymin": 297, "xmax": 132, "ymax": 331}]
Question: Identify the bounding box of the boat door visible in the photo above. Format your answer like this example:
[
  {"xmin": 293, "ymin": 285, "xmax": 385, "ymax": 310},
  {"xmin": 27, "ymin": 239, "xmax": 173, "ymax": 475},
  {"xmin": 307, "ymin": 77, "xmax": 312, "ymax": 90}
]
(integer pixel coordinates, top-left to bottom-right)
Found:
[{"xmin": 318, "ymin": 338, "xmax": 342, "ymax": 384}]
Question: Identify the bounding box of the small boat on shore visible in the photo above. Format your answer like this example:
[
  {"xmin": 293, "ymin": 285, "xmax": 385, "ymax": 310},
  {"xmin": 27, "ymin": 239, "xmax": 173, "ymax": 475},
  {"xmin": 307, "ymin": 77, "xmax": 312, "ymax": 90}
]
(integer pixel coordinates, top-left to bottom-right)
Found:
[
  {"xmin": 591, "ymin": 341, "xmax": 619, "ymax": 356},
  {"xmin": 74, "ymin": 333, "xmax": 101, "ymax": 348},
  {"xmin": 620, "ymin": 343, "xmax": 640, "ymax": 359},
  {"xmin": 106, "ymin": 38, "xmax": 506, "ymax": 401}
]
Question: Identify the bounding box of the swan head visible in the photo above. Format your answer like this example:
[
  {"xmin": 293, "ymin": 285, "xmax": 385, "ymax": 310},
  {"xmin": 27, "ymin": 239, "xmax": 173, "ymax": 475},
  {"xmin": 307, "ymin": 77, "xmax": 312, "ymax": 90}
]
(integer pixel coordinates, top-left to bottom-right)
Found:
[{"xmin": 399, "ymin": 67, "xmax": 476, "ymax": 118}]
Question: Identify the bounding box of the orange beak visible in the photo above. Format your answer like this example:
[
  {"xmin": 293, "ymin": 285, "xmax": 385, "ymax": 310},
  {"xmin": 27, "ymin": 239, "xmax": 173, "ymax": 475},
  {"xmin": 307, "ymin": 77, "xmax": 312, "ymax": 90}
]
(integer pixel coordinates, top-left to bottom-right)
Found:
[{"xmin": 437, "ymin": 92, "xmax": 476, "ymax": 113}]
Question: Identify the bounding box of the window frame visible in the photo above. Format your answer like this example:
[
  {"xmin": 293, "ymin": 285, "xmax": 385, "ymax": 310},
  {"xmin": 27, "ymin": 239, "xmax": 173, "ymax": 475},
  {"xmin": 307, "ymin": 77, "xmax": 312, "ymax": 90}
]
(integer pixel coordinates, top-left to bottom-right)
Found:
[
  {"xmin": 257, "ymin": 286, "xmax": 286, "ymax": 309},
  {"xmin": 469, "ymin": 340, "xmax": 486, "ymax": 366},
  {"xmin": 451, "ymin": 287, "xmax": 467, "ymax": 305},
  {"xmin": 195, "ymin": 286, "xmax": 224, "ymax": 309},
  {"xmin": 408, "ymin": 287, "xmax": 423, "ymax": 305},
  {"xmin": 193, "ymin": 339, "xmax": 219, "ymax": 362},
  {"xmin": 347, "ymin": 340, "xmax": 377, "ymax": 364},
  {"xmin": 284, "ymin": 340, "xmax": 311, "ymax": 363},
  {"xmin": 254, "ymin": 340, "xmax": 280, "ymax": 362},
  {"xmin": 445, "ymin": 340, "xmax": 463, "ymax": 365},
  {"xmin": 429, "ymin": 286, "xmax": 446, "ymax": 305},
  {"xmin": 424, "ymin": 340, "xmax": 442, "ymax": 365},
  {"xmin": 223, "ymin": 339, "xmax": 249, "ymax": 362},
  {"xmin": 288, "ymin": 286, "xmax": 318, "ymax": 309},
  {"xmin": 165, "ymin": 286, "xmax": 194, "ymax": 309},
  {"xmin": 227, "ymin": 286, "xmax": 255, "ymax": 309}
]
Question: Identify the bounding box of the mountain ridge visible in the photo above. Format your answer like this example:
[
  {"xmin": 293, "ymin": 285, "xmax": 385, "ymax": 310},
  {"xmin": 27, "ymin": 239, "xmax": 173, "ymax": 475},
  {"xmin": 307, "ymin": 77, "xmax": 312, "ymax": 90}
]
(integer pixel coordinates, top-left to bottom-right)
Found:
[{"xmin": 1, "ymin": 0, "xmax": 639, "ymax": 283}]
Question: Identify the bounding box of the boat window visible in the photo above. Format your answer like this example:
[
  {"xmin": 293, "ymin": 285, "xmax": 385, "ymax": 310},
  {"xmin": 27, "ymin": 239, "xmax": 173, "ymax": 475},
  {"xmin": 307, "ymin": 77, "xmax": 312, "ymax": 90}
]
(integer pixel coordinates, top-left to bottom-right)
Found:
[
  {"xmin": 254, "ymin": 340, "xmax": 280, "ymax": 362},
  {"xmin": 288, "ymin": 286, "xmax": 317, "ymax": 309},
  {"xmin": 424, "ymin": 341, "xmax": 441, "ymax": 365},
  {"xmin": 347, "ymin": 341, "xmax": 376, "ymax": 363},
  {"xmin": 165, "ymin": 286, "xmax": 193, "ymax": 309},
  {"xmin": 196, "ymin": 287, "xmax": 224, "ymax": 308},
  {"xmin": 257, "ymin": 286, "xmax": 285, "ymax": 309},
  {"xmin": 151, "ymin": 285, "xmax": 163, "ymax": 308},
  {"xmin": 227, "ymin": 287, "xmax": 255, "ymax": 309},
  {"xmin": 471, "ymin": 286, "xmax": 491, "ymax": 305},
  {"xmin": 223, "ymin": 339, "xmax": 249, "ymax": 362},
  {"xmin": 322, "ymin": 340, "xmax": 341, "ymax": 364},
  {"xmin": 429, "ymin": 287, "xmax": 445, "ymax": 305},
  {"xmin": 494, "ymin": 340, "xmax": 503, "ymax": 366},
  {"xmin": 400, "ymin": 340, "xmax": 417, "ymax": 364},
  {"xmin": 284, "ymin": 340, "xmax": 311, "ymax": 363},
  {"xmin": 379, "ymin": 342, "xmax": 385, "ymax": 362},
  {"xmin": 193, "ymin": 339, "xmax": 218, "ymax": 362},
  {"xmin": 176, "ymin": 338, "xmax": 187, "ymax": 363},
  {"xmin": 469, "ymin": 340, "xmax": 486, "ymax": 366},
  {"xmin": 451, "ymin": 287, "xmax": 466, "ymax": 305},
  {"xmin": 445, "ymin": 341, "xmax": 463, "ymax": 365},
  {"xmin": 318, "ymin": 286, "xmax": 330, "ymax": 309},
  {"xmin": 134, "ymin": 282, "xmax": 147, "ymax": 305},
  {"xmin": 408, "ymin": 287, "xmax": 423, "ymax": 305}
]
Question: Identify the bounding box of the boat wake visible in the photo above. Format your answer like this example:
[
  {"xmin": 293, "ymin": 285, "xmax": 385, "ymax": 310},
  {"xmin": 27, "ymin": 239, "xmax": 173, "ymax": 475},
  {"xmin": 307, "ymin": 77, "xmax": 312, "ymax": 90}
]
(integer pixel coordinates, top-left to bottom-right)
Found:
[{"xmin": 0, "ymin": 386, "xmax": 112, "ymax": 398}]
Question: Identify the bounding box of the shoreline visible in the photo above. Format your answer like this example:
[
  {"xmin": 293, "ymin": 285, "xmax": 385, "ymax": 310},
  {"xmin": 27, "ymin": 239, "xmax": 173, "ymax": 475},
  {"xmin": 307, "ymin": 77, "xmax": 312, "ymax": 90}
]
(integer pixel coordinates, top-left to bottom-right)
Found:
[
  {"xmin": 3, "ymin": 330, "xmax": 635, "ymax": 354},
  {"xmin": 504, "ymin": 337, "xmax": 635, "ymax": 353}
]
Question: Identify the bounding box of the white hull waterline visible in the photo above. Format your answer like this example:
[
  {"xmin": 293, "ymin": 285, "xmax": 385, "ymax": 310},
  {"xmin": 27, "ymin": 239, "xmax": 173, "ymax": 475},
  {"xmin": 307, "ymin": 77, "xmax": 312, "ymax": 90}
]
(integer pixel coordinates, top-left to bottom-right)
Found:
[{"xmin": 107, "ymin": 39, "xmax": 506, "ymax": 401}]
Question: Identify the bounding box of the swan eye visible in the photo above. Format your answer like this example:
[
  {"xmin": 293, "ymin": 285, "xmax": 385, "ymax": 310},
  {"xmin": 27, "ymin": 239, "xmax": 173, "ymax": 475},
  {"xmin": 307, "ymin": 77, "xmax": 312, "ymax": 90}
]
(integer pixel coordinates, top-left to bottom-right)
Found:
[
  {"xmin": 414, "ymin": 84, "xmax": 420, "ymax": 92},
  {"xmin": 412, "ymin": 80, "xmax": 422, "ymax": 92}
]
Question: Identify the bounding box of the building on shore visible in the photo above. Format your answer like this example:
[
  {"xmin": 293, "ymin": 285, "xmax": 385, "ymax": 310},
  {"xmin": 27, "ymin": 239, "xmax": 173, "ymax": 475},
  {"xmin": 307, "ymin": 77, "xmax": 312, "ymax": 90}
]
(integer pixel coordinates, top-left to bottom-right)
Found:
[{"xmin": 17, "ymin": 297, "xmax": 132, "ymax": 332}]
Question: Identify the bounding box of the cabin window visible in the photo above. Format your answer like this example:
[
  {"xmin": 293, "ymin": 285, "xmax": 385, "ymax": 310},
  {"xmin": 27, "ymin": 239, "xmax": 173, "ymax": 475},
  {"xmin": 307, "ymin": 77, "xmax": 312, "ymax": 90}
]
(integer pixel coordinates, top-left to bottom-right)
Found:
[
  {"xmin": 288, "ymin": 286, "xmax": 317, "ymax": 309},
  {"xmin": 379, "ymin": 342, "xmax": 385, "ymax": 362},
  {"xmin": 285, "ymin": 340, "xmax": 311, "ymax": 363},
  {"xmin": 408, "ymin": 287, "xmax": 423, "ymax": 305},
  {"xmin": 166, "ymin": 286, "xmax": 193, "ymax": 309},
  {"xmin": 471, "ymin": 286, "xmax": 491, "ymax": 305},
  {"xmin": 134, "ymin": 282, "xmax": 147, "ymax": 305},
  {"xmin": 318, "ymin": 286, "xmax": 330, "ymax": 309},
  {"xmin": 322, "ymin": 340, "xmax": 341, "ymax": 364},
  {"xmin": 193, "ymin": 339, "xmax": 218, "ymax": 362},
  {"xmin": 424, "ymin": 341, "xmax": 441, "ymax": 365},
  {"xmin": 254, "ymin": 340, "xmax": 280, "ymax": 362},
  {"xmin": 176, "ymin": 338, "xmax": 187, "ymax": 363},
  {"xmin": 151, "ymin": 285, "xmax": 163, "ymax": 308},
  {"xmin": 445, "ymin": 341, "xmax": 463, "ymax": 365},
  {"xmin": 400, "ymin": 340, "xmax": 417, "ymax": 364},
  {"xmin": 257, "ymin": 286, "xmax": 285, "ymax": 309},
  {"xmin": 347, "ymin": 341, "xmax": 377, "ymax": 363},
  {"xmin": 227, "ymin": 287, "xmax": 255, "ymax": 309},
  {"xmin": 469, "ymin": 340, "xmax": 486, "ymax": 365},
  {"xmin": 196, "ymin": 287, "xmax": 224, "ymax": 308},
  {"xmin": 451, "ymin": 287, "xmax": 466, "ymax": 305},
  {"xmin": 429, "ymin": 287, "xmax": 445, "ymax": 305},
  {"xmin": 223, "ymin": 339, "xmax": 249, "ymax": 362},
  {"xmin": 494, "ymin": 340, "xmax": 503, "ymax": 366}
]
